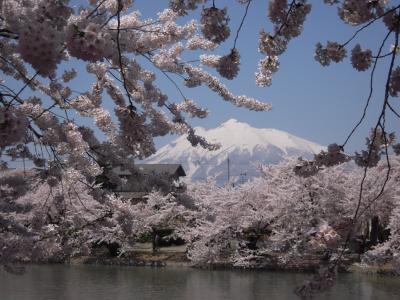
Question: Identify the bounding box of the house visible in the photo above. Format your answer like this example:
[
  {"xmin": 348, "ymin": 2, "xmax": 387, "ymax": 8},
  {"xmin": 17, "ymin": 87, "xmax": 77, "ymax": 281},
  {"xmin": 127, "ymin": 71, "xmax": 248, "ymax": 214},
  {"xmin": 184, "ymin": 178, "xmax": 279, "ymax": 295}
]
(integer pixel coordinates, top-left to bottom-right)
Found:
[
  {"xmin": 115, "ymin": 164, "xmax": 186, "ymax": 181},
  {"xmin": 112, "ymin": 164, "xmax": 186, "ymax": 202}
]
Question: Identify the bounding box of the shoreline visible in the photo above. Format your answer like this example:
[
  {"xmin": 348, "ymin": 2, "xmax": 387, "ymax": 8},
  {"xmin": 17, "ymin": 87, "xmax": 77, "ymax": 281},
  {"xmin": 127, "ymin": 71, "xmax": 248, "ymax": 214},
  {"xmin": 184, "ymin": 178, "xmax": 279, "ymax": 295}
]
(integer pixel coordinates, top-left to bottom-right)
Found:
[
  {"xmin": 4, "ymin": 255, "xmax": 399, "ymax": 278},
  {"xmin": 64, "ymin": 250, "xmax": 399, "ymax": 276}
]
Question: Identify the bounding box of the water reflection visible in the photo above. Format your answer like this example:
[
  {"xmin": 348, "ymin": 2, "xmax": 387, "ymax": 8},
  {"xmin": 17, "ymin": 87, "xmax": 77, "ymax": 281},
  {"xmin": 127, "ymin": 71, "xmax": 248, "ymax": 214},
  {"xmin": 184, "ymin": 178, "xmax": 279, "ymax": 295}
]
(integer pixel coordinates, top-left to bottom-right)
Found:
[{"xmin": 0, "ymin": 265, "xmax": 399, "ymax": 300}]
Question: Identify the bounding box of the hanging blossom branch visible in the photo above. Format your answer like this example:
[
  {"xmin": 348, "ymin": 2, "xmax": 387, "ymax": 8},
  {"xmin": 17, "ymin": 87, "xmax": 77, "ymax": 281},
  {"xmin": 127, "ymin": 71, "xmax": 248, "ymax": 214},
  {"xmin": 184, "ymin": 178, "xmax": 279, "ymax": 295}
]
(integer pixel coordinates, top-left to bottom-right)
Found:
[
  {"xmin": 0, "ymin": 0, "xmax": 271, "ymax": 189},
  {"xmin": 342, "ymin": 29, "xmax": 393, "ymax": 148},
  {"xmin": 115, "ymin": 0, "xmax": 135, "ymax": 109},
  {"xmin": 256, "ymin": 0, "xmax": 311, "ymax": 87},
  {"xmin": 295, "ymin": 4, "xmax": 400, "ymax": 177},
  {"xmin": 316, "ymin": 65, "xmax": 398, "ymax": 296},
  {"xmin": 295, "ymin": 6, "xmax": 400, "ymax": 299},
  {"xmin": 0, "ymin": 3, "xmax": 273, "ymax": 264},
  {"xmin": 340, "ymin": 4, "xmax": 400, "ymax": 49},
  {"xmin": 139, "ymin": 51, "xmax": 220, "ymax": 150},
  {"xmin": 206, "ymin": 0, "xmax": 253, "ymax": 81},
  {"xmin": 0, "ymin": 2, "xmax": 399, "ymax": 296}
]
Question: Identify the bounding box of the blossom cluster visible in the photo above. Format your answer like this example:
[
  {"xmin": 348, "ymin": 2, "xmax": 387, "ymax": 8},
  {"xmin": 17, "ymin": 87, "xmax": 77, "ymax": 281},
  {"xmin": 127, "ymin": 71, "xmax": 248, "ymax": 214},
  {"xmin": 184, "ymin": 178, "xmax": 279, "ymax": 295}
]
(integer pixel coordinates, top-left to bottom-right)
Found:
[
  {"xmin": 314, "ymin": 41, "xmax": 347, "ymax": 66},
  {"xmin": 200, "ymin": 7, "xmax": 230, "ymax": 44},
  {"xmin": 0, "ymin": 107, "xmax": 27, "ymax": 148},
  {"xmin": 338, "ymin": 0, "xmax": 386, "ymax": 26},
  {"xmin": 256, "ymin": 0, "xmax": 311, "ymax": 86},
  {"xmin": 184, "ymin": 66, "xmax": 272, "ymax": 111},
  {"xmin": 66, "ymin": 18, "xmax": 113, "ymax": 62},
  {"xmin": 184, "ymin": 158, "xmax": 400, "ymax": 271},
  {"xmin": 0, "ymin": 0, "xmax": 275, "ymax": 187},
  {"xmin": 216, "ymin": 48, "xmax": 240, "ymax": 80},
  {"xmin": 176, "ymin": 99, "xmax": 209, "ymax": 119},
  {"xmin": 389, "ymin": 66, "xmax": 400, "ymax": 97},
  {"xmin": 169, "ymin": 0, "xmax": 205, "ymax": 16},
  {"xmin": 351, "ymin": 44, "xmax": 372, "ymax": 71}
]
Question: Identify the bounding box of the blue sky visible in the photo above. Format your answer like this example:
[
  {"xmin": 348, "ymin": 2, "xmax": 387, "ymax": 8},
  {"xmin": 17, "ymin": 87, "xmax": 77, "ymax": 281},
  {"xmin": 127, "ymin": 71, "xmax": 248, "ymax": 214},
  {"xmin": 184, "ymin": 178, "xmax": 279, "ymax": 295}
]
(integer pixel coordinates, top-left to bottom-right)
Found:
[
  {"xmin": 6, "ymin": 0, "xmax": 398, "ymax": 166},
  {"xmin": 129, "ymin": 0, "xmax": 398, "ymax": 153}
]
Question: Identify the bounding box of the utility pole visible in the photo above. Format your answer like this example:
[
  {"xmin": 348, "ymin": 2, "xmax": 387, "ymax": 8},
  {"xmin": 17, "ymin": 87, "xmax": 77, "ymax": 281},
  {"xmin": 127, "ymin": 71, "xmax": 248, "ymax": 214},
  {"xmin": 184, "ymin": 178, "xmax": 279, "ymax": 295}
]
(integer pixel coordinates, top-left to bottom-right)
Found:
[
  {"xmin": 227, "ymin": 156, "xmax": 230, "ymax": 184},
  {"xmin": 240, "ymin": 172, "xmax": 247, "ymax": 184}
]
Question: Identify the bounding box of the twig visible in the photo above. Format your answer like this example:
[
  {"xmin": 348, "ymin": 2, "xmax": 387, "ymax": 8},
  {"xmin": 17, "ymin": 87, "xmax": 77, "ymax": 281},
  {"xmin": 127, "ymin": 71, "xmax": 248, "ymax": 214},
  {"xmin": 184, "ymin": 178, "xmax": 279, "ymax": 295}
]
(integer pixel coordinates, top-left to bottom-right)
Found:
[
  {"xmin": 233, "ymin": 0, "xmax": 252, "ymax": 49},
  {"xmin": 274, "ymin": 0, "xmax": 296, "ymax": 38},
  {"xmin": 342, "ymin": 29, "xmax": 393, "ymax": 147},
  {"xmin": 8, "ymin": 72, "xmax": 39, "ymax": 107},
  {"xmin": 334, "ymin": 26, "xmax": 399, "ymax": 272},
  {"xmin": 86, "ymin": 0, "xmax": 108, "ymax": 19},
  {"xmin": 387, "ymin": 101, "xmax": 400, "ymax": 118},
  {"xmin": 115, "ymin": 0, "xmax": 135, "ymax": 108},
  {"xmin": 341, "ymin": 5, "xmax": 400, "ymax": 48}
]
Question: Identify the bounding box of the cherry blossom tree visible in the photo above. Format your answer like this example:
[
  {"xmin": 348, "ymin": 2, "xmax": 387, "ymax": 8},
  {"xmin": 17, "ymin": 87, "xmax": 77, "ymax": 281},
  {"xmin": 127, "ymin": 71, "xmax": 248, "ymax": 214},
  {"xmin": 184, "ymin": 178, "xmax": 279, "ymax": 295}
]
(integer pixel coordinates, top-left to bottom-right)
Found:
[
  {"xmin": 182, "ymin": 159, "xmax": 398, "ymax": 265},
  {"xmin": 0, "ymin": 0, "xmax": 270, "ymax": 182},
  {"xmin": 0, "ymin": 0, "xmax": 271, "ymax": 269},
  {"xmin": 1, "ymin": 1, "xmax": 400, "ymax": 298}
]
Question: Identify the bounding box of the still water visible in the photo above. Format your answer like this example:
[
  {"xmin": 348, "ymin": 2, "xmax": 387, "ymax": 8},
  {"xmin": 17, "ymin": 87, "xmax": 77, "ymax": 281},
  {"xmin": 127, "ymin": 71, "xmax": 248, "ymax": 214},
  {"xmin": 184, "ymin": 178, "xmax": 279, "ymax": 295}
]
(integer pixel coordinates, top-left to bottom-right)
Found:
[{"xmin": 0, "ymin": 265, "xmax": 399, "ymax": 300}]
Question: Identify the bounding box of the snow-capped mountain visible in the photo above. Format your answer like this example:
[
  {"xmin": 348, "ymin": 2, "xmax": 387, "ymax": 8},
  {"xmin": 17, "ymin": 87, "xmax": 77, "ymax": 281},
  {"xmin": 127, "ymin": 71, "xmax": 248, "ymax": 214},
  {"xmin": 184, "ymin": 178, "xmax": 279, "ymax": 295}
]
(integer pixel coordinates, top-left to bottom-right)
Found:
[{"xmin": 145, "ymin": 119, "xmax": 325, "ymax": 185}]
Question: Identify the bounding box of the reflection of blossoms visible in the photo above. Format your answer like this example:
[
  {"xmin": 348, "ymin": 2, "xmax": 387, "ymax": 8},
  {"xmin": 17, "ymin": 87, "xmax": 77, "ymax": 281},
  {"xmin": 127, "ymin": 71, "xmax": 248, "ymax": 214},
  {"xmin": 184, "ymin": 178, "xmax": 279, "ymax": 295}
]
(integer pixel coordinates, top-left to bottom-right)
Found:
[
  {"xmin": 217, "ymin": 49, "xmax": 240, "ymax": 80},
  {"xmin": 315, "ymin": 41, "xmax": 346, "ymax": 66},
  {"xmin": 296, "ymin": 267, "xmax": 337, "ymax": 299},
  {"xmin": 201, "ymin": 7, "xmax": 230, "ymax": 44},
  {"xmin": 389, "ymin": 66, "xmax": 400, "ymax": 97},
  {"xmin": 351, "ymin": 44, "xmax": 372, "ymax": 71}
]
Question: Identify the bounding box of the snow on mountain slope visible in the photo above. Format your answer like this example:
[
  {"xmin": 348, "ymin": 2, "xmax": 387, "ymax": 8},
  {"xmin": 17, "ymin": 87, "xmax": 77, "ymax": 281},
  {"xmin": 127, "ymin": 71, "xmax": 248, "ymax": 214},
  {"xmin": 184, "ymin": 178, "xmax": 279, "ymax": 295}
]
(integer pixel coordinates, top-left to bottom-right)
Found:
[{"xmin": 145, "ymin": 119, "xmax": 325, "ymax": 185}]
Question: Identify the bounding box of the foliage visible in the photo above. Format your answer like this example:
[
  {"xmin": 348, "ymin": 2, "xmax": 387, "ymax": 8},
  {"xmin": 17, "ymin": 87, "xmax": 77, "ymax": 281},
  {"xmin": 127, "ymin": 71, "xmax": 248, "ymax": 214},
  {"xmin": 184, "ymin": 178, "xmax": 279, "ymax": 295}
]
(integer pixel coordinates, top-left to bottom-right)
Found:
[
  {"xmin": 0, "ymin": 168, "xmax": 190, "ymax": 261},
  {"xmin": 1, "ymin": 1, "xmax": 400, "ymax": 298},
  {"xmin": 182, "ymin": 159, "xmax": 400, "ymax": 269}
]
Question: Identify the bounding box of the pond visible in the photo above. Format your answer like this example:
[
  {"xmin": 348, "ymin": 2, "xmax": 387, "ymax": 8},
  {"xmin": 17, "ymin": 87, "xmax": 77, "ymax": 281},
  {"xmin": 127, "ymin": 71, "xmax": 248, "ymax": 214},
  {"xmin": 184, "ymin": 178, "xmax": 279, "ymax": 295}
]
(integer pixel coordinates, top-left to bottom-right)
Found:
[{"xmin": 0, "ymin": 265, "xmax": 399, "ymax": 300}]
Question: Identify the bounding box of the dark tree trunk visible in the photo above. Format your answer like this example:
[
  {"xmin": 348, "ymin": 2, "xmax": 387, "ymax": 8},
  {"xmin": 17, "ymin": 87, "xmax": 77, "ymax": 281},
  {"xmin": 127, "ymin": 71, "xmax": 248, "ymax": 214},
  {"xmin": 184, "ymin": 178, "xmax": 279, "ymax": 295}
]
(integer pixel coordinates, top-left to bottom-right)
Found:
[
  {"xmin": 370, "ymin": 216, "xmax": 380, "ymax": 246},
  {"xmin": 152, "ymin": 229, "xmax": 160, "ymax": 253}
]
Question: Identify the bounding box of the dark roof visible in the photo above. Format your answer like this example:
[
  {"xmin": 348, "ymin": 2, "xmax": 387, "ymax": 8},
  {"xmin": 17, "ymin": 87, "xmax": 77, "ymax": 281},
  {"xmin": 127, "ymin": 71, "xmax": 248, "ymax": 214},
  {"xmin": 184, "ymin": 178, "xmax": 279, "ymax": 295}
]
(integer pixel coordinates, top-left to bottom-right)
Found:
[
  {"xmin": 135, "ymin": 164, "xmax": 186, "ymax": 176},
  {"xmin": 113, "ymin": 164, "xmax": 186, "ymax": 177}
]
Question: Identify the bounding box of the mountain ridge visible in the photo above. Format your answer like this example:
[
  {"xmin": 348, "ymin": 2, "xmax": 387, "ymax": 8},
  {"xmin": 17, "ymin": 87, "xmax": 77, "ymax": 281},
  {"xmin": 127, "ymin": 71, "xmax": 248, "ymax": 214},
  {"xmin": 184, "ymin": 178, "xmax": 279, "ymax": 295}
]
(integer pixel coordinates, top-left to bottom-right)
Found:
[{"xmin": 145, "ymin": 119, "xmax": 325, "ymax": 184}]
